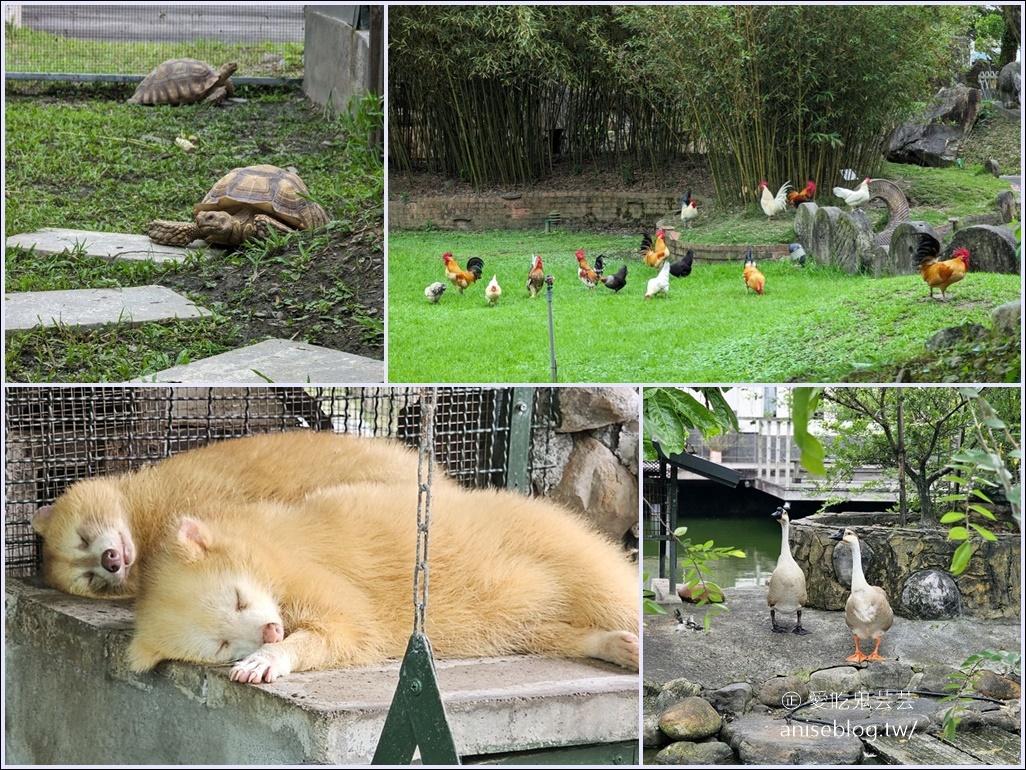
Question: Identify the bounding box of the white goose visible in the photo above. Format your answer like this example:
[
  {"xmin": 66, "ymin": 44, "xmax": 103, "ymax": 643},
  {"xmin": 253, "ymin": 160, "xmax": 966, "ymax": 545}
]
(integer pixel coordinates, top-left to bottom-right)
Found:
[
  {"xmin": 767, "ymin": 503, "xmax": 810, "ymax": 635},
  {"xmin": 828, "ymin": 527, "xmax": 894, "ymax": 663}
]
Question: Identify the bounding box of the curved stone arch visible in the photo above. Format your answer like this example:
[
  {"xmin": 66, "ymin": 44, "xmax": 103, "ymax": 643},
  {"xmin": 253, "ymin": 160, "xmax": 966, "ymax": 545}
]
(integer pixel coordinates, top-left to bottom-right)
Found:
[{"xmin": 867, "ymin": 178, "xmax": 911, "ymax": 247}]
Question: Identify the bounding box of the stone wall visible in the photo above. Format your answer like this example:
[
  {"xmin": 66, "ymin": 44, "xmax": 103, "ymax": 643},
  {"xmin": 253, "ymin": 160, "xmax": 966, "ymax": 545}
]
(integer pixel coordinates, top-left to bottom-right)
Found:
[
  {"xmin": 389, "ymin": 192, "xmax": 678, "ymax": 232},
  {"xmin": 791, "ymin": 516, "xmax": 1020, "ymax": 620},
  {"xmin": 531, "ymin": 387, "xmax": 640, "ymax": 549}
]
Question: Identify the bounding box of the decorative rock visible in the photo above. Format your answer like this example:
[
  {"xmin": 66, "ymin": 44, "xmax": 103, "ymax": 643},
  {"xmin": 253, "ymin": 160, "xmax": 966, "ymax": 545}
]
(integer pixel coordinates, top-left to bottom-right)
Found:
[
  {"xmin": 831, "ymin": 536, "xmax": 876, "ymax": 588},
  {"xmin": 810, "ymin": 206, "xmax": 842, "ymax": 265},
  {"xmin": 678, "ymin": 583, "xmax": 721, "ymax": 603},
  {"xmin": 916, "ymin": 663, "xmax": 960, "ymax": 694},
  {"xmin": 982, "ymin": 158, "xmax": 1001, "ymax": 177},
  {"xmin": 720, "ymin": 715, "xmax": 864, "ymax": 765},
  {"xmin": 996, "ymin": 191, "xmax": 1018, "ymax": 223},
  {"xmin": 948, "ymin": 224, "xmax": 1019, "ymax": 274},
  {"xmin": 658, "ymin": 696, "xmax": 723, "ymax": 741},
  {"xmin": 758, "ymin": 675, "xmax": 808, "ymax": 708},
  {"xmin": 654, "ymin": 678, "xmax": 704, "ymax": 712},
  {"xmin": 887, "ymin": 85, "xmax": 982, "ymax": 167},
  {"xmin": 900, "ymin": 569, "xmax": 963, "ymax": 619},
  {"xmin": 992, "ymin": 301, "xmax": 1021, "ymax": 337},
  {"xmin": 830, "ymin": 210, "xmax": 874, "ymax": 273},
  {"xmin": 554, "ymin": 387, "xmax": 639, "ymax": 433},
  {"xmin": 997, "ymin": 61, "xmax": 1021, "ymax": 109},
  {"xmin": 653, "ymin": 740, "xmax": 735, "ymax": 765},
  {"xmin": 706, "ymin": 682, "xmax": 754, "ymax": 715},
  {"xmin": 887, "ymin": 221, "xmax": 940, "ymax": 277},
  {"xmin": 793, "ymin": 202, "xmax": 818, "ymax": 244},
  {"xmin": 974, "ymin": 669, "xmax": 1021, "ymax": 701},
  {"xmin": 808, "ymin": 666, "xmax": 862, "ymax": 698},
  {"xmin": 924, "ymin": 323, "xmax": 988, "ymax": 353},
  {"xmin": 644, "ymin": 712, "xmax": 671, "ymax": 748},
  {"xmin": 866, "ymin": 178, "xmax": 911, "ymax": 248},
  {"xmin": 547, "ymin": 434, "xmax": 638, "ymax": 542},
  {"xmin": 857, "ymin": 660, "xmax": 914, "ymax": 693}
]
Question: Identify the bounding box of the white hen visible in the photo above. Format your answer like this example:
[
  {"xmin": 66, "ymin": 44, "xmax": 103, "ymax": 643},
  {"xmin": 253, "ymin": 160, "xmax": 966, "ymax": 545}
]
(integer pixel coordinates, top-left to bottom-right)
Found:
[
  {"xmin": 644, "ymin": 260, "xmax": 671, "ymax": 299},
  {"xmin": 485, "ymin": 274, "xmax": 502, "ymax": 305},
  {"xmin": 833, "ymin": 177, "xmax": 871, "ymax": 208},
  {"xmin": 759, "ymin": 180, "xmax": 792, "ymax": 219}
]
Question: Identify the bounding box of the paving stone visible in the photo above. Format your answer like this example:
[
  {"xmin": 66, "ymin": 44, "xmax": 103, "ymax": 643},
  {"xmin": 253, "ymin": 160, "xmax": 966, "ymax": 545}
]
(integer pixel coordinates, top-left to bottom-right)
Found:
[
  {"xmin": 4, "ymin": 286, "xmax": 211, "ymax": 335},
  {"xmin": 132, "ymin": 338, "xmax": 384, "ymax": 383},
  {"xmin": 6, "ymin": 228, "xmax": 217, "ymax": 263}
]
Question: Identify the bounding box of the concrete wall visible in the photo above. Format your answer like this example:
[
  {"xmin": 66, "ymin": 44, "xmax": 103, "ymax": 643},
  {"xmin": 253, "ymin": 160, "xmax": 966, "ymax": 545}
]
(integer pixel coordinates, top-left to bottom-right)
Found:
[
  {"xmin": 4, "ymin": 578, "xmax": 638, "ymax": 765},
  {"xmin": 303, "ymin": 5, "xmax": 381, "ymax": 112}
]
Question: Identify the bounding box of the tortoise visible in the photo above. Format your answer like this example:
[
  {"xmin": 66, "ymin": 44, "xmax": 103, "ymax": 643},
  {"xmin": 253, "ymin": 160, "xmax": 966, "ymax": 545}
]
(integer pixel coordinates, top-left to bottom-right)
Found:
[
  {"xmin": 147, "ymin": 164, "xmax": 330, "ymax": 247},
  {"xmin": 128, "ymin": 58, "xmax": 237, "ymax": 106}
]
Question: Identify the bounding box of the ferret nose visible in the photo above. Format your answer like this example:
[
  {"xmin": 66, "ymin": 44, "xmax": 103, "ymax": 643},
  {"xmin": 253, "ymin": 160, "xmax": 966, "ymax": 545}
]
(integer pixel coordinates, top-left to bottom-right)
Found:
[
  {"xmin": 262, "ymin": 622, "xmax": 284, "ymax": 644},
  {"xmin": 101, "ymin": 549, "xmax": 123, "ymax": 572}
]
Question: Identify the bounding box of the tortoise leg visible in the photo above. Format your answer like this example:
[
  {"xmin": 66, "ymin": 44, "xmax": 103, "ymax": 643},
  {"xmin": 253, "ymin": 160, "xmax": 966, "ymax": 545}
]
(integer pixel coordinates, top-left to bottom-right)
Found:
[
  {"xmin": 147, "ymin": 220, "xmax": 202, "ymax": 247},
  {"xmin": 204, "ymin": 86, "xmax": 230, "ymax": 104},
  {"xmin": 253, "ymin": 214, "xmax": 295, "ymax": 241}
]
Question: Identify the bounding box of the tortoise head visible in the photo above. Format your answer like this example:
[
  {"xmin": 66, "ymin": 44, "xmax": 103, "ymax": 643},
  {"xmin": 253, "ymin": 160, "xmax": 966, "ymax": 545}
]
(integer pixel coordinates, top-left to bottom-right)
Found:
[{"xmin": 195, "ymin": 209, "xmax": 245, "ymax": 246}]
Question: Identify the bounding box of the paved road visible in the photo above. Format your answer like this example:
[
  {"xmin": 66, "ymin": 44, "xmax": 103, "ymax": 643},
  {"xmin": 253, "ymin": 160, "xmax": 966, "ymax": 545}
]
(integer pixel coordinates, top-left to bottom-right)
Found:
[{"xmin": 20, "ymin": 4, "xmax": 304, "ymax": 44}]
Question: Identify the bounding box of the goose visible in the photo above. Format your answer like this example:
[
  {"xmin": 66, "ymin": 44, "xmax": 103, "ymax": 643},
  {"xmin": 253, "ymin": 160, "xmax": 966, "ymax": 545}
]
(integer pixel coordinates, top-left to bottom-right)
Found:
[
  {"xmin": 767, "ymin": 502, "xmax": 810, "ymax": 635},
  {"xmin": 828, "ymin": 527, "xmax": 894, "ymax": 663}
]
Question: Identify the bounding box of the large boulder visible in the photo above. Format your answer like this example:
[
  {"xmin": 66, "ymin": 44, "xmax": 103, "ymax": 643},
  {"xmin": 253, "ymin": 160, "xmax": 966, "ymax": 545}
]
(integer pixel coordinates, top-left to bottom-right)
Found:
[
  {"xmin": 997, "ymin": 61, "xmax": 1021, "ymax": 109},
  {"xmin": 949, "ymin": 224, "xmax": 1019, "ymax": 274},
  {"xmin": 887, "ymin": 85, "xmax": 982, "ymax": 167},
  {"xmin": 888, "ymin": 221, "xmax": 940, "ymax": 277},
  {"xmin": 900, "ymin": 569, "xmax": 962, "ymax": 620}
]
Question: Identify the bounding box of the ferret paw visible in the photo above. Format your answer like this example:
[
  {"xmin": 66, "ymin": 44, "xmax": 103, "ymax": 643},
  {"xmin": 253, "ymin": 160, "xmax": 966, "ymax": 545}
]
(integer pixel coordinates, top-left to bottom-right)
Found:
[{"xmin": 230, "ymin": 647, "xmax": 291, "ymax": 684}]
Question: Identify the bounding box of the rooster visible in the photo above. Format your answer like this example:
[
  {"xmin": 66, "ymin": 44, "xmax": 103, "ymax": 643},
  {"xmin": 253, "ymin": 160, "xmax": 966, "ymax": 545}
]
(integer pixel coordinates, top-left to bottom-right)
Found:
[
  {"xmin": 833, "ymin": 177, "xmax": 871, "ymax": 208},
  {"xmin": 743, "ymin": 247, "xmax": 765, "ymax": 295},
  {"xmin": 787, "ymin": 180, "xmax": 817, "ymax": 208},
  {"xmin": 600, "ymin": 264, "xmax": 627, "ymax": 293},
  {"xmin": 485, "ymin": 274, "xmax": 502, "ymax": 305},
  {"xmin": 680, "ymin": 189, "xmax": 699, "ymax": 228},
  {"xmin": 670, "ymin": 248, "xmax": 694, "ymax": 279},
  {"xmin": 442, "ymin": 252, "xmax": 483, "ymax": 294},
  {"xmin": 759, "ymin": 180, "xmax": 792, "ymax": 219},
  {"xmin": 641, "ymin": 229, "xmax": 669, "ymax": 268},
  {"xmin": 645, "ymin": 260, "xmax": 671, "ymax": 299},
  {"xmin": 913, "ymin": 232, "xmax": 970, "ymax": 301},
  {"xmin": 575, "ymin": 249, "xmax": 600, "ymax": 288},
  {"xmin": 424, "ymin": 282, "xmax": 446, "ymax": 304},
  {"xmin": 593, "ymin": 254, "xmax": 606, "ymax": 278},
  {"xmin": 527, "ymin": 254, "xmax": 545, "ymax": 298}
]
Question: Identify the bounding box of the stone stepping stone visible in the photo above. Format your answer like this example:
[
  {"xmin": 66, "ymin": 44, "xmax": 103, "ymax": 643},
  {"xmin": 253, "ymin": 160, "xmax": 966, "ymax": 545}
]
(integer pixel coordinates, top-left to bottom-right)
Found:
[
  {"xmin": 131, "ymin": 338, "xmax": 384, "ymax": 383},
  {"xmin": 4, "ymin": 285, "xmax": 211, "ymax": 336},
  {"xmin": 5, "ymin": 228, "xmax": 218, "ymax": 263}
]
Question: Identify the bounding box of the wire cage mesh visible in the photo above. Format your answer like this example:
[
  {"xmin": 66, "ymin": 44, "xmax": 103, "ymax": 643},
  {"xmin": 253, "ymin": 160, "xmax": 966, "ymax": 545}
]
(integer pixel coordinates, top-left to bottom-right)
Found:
[
  {"xmin": 4, "ymin": 4, "xmax": 307, "ymax": 80},
  {"xmin": 3, "ymin": 386, "xmax": 559, "ymax": 578}
]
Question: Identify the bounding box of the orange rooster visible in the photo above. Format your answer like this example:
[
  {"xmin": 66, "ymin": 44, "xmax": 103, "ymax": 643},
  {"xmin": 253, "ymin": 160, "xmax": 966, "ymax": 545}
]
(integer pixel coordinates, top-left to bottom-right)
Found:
[
  {"xmin": 575, "ymin": 249, "xmax": 599, "ymax": 288},
  {"xmin": 743, "ymin": 247, "xmax": 765, "ymax": 295},
  {"xmin": 527, "ymin": 254, "xmax": 545, "ymax": 298},
  {"xmin": 641, "ymin": 229, "xmax": 669, "ymax": 268},
  {"xmin": 442, "ymin": 252, "xmax": 483, "ymax": 294},
  {"xmin": 787, "ymin": 180, "xmax": 817, "ymax": 208},
  {"xmin": 913, "ymin": 233, "xmax": 970, "ymax": 302}
]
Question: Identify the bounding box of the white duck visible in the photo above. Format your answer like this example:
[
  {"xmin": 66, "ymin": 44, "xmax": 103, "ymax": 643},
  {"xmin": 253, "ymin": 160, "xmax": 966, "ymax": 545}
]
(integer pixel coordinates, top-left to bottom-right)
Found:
[
  {"xmin": 828, "ymin": 527, "xmax": 894, "ymax": 663},
  {"xmin": 766, "ymin": 503, "xmax": 810, "ymax": 635},
  {"xmin": 832, "ymin": 177, "xmax": 871, "ymax": 208}
]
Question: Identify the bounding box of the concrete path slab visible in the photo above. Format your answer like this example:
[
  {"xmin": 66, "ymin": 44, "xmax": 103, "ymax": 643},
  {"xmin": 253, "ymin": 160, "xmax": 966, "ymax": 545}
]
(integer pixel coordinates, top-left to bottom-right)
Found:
[
  {"xmin": 6, "ymin": 228, "xmax": 217, "ymax": 263},
  {"xmin": 4, "ymin": 285, "xmax": 212, "ymax": 336},
  {"xmin": 132, "ymin": 338, "xmax": 384, "ymax": 383}
]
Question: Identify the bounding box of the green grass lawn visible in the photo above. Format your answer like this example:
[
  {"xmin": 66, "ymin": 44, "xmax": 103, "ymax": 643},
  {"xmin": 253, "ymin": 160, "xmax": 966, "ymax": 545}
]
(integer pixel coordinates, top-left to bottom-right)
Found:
[{"xmin": 387, "ymin": 230, "xmax": 1020, "ymax": 384}]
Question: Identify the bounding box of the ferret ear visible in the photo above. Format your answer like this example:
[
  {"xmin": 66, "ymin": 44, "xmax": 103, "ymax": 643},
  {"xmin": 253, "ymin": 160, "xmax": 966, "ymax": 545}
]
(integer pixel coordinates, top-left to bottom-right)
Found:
[
  {"xmin": 175, "ymin": 516, "xmax": 214, "ymax": 562},
  {"xmin": 31, "ymin": 505, "xmax": 54, "ymax": 535},
  {"xmin": 126, "ymin": 636, "xmax": 163, "ymax": 673}
]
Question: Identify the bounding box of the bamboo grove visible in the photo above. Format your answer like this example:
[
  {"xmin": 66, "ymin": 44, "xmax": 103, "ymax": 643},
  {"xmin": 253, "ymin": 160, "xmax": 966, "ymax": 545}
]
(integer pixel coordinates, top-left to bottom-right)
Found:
[{"xmin": 389, "ymin": 6, "xmax": 972, "ymax": 206}]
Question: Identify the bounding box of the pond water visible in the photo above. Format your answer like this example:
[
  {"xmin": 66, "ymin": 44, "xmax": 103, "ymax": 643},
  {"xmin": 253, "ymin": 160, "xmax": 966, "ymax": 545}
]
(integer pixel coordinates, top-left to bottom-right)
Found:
[{"xmin": 644, "ymin": 515, "xmax": 785, "ymax": 590}]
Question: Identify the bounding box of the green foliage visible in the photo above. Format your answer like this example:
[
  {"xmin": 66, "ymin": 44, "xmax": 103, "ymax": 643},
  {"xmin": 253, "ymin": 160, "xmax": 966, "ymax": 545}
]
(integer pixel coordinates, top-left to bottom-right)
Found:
[
  {"xmin": 940, "ymin": 649, "xmax": 1021, "ymax": 739},
  {"xmin": 642, "ymin": 572, "xmax": 665, "ymax": 616},
  {"xmin": 791, "ymin": 387, "xmax": 826, "ymax": 477},
  {"xmin": 642, "ymin": 387, "xmax": 738, "ymax": 461},
  {"xmin": 672, "ymin": 525, "xmax": 746, "ymax": 631}
]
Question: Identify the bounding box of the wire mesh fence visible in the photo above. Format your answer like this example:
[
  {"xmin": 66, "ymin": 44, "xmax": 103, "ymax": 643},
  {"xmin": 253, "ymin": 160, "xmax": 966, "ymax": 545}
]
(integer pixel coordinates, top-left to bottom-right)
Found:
[
  {"xmin": 4, "ymin": 386, "xmax": 559, "ymax": 578},
  {"xmin": 4, "ymin": 4, "xmax": 306, "ymax": 80}
]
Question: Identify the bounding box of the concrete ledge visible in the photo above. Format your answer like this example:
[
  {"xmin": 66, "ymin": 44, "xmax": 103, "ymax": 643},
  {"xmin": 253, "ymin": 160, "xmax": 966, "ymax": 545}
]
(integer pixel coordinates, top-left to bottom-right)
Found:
[
  {"xmin": 130, "ymin": 338, "xmax": 385, "ymax": 383},
  {"xmin": 4, "ymin": 579, "xmax": 638, "ymax": 764},
  {"xmin": 6, "ymin": 227, "xmax": 217, "ymax": 263},
  {"xmin": 4, "ymin": 285, "xmax": 212, "ymax": 336}
]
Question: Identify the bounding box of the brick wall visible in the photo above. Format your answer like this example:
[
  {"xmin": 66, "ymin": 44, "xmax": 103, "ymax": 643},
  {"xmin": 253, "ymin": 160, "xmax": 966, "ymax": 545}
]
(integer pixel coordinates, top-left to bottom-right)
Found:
[{"xmin": 388, "ymin": 191, "xmax": 680, "ymax": 232}]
